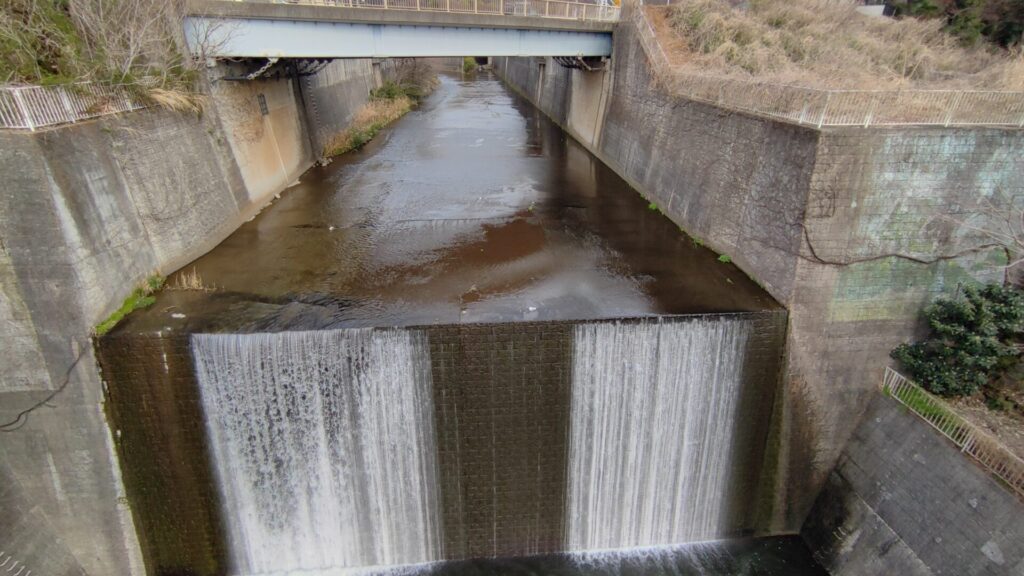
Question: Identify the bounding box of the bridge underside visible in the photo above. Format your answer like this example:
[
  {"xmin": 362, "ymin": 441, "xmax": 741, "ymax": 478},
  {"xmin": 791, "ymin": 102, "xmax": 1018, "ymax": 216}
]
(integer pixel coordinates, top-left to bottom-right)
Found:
[{"xmin": 185, "ymin": 16, "xmax": 613, "ymax": 58}]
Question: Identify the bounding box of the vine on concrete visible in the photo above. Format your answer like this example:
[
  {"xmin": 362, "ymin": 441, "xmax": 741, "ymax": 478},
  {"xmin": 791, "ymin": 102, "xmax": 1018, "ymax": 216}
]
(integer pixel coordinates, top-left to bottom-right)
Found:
[{"xmin": 0, "ymin": 347, "xmax": 88, "ymax": 433}]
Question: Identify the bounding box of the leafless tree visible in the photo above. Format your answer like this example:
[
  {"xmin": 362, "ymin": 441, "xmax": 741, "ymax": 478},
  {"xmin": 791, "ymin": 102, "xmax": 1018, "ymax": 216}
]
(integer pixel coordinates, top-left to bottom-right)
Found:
[
  {"xmin": 69, "ymin": 0, "xmax": 232, "ymax": 90},
  {"xmin": 390, "ymin": 57, "xmax": 439, "ymax": 92},
  {"xmin": 936, "ymin": 189, "xmax": 1024, "ymax": 286}
]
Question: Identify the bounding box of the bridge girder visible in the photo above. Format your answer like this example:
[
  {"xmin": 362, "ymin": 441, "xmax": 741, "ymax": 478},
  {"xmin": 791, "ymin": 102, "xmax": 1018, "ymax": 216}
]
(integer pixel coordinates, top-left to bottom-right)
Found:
[{"xmin": 185, "ymin": 16, "xmax": 613, "ymax": 58}]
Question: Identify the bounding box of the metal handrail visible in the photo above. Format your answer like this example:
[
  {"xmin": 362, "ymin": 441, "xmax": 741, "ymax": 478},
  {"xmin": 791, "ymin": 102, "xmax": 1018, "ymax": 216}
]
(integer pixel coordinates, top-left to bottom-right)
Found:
[
  {"xmin": 882, "ymin": 367, "xmax": 1024, "ymax": 498},
  {"xmin": 268, "ymin": 0, "xmax": 621, "ymax": 22},
  {"xmin": 0, "ymin": 83, "xmax": 146, "ymax": 131},
  {"xmin": 634, "ymin": 6, "xmax": 1024, "ymax": 128}
]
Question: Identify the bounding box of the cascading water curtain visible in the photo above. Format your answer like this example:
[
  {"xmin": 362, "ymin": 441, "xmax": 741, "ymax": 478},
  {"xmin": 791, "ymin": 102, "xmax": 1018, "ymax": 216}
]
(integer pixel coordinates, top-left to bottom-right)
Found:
[
  {"xmin": 565, "ymin": 317, "xmax": 753, "ymax": 550},
  {"xmin": 192, "ymin": 329, "xmax": 442, "ymax": 575}
]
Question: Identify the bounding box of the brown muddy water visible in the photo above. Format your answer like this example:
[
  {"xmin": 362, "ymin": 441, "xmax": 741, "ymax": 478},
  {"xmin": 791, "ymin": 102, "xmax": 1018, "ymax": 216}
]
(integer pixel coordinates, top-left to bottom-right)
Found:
[{"xmin": 119, "ymin": 72, "xmax": 776, "ymax": 334}]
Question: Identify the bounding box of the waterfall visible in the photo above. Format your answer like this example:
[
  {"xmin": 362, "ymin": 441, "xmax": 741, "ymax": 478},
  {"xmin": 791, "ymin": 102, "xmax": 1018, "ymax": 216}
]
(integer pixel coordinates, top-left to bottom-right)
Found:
[
  {"xmin": 565, "ymin": 317, "xmax": 753, "ymax": 550},
  {"xmin": 191, "ymin": 329, "xmax": 442, "ymax": 575}
]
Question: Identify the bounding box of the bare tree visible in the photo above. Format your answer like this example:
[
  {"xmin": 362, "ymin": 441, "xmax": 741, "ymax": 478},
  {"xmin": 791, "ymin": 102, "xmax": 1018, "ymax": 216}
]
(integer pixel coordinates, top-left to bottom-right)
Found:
[
  {"xmin": 936, "ymin": 189, "xmax": 1024, "ymax": 286},
  {"xmin": 70, "ymin": 0, "xmax": 186, "ymax": 86}
]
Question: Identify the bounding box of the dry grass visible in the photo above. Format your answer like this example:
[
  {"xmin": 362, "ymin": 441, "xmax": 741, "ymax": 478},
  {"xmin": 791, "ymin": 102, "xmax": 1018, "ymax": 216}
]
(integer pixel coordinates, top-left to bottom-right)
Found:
[
  {"xmin": 145, "ymin": 88, "xmax": 205, "ymax": 113},
  {"xmin": 323, "ymin": 96, "xmax": 413, "ymax": 157},
  {"xmin": 664, "ymin": 0, "xmax": 1024, "ymax": 90},
  {"xmin": 168, "ymin": 268, "xmax": 216, "ymax": 291}
]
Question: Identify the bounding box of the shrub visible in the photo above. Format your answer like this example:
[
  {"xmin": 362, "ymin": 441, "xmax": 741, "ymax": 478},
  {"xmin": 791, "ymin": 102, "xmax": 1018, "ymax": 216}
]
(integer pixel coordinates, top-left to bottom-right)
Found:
[
  {"xmin": 372, "ymin": 80, "xmax": 426, "ymax": 102},
  {"xmin": 891, "ymin": 283, "xmax": 1024, "ymax": 396},
  {"xmin": 462, "ymin": 56, "xmax": 477, "ymax": 74}
]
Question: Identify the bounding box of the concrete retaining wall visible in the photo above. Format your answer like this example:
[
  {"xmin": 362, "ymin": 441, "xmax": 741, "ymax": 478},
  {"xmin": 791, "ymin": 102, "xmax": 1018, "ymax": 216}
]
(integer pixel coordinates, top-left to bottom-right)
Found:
[
  {"xmin": 302, "ymin": 59, "xmax": 378, "ymax": 156},
  {"xmin": 493, "ymin": 1, "xmax": 1018, "ymax": 535},
  {"xmin": 802, "ymin": 395, "xmax": 1024, "ymax": 575},
  {"xmin": 0, "ymin": 60, "xmax": 378, "ymax": 575}
]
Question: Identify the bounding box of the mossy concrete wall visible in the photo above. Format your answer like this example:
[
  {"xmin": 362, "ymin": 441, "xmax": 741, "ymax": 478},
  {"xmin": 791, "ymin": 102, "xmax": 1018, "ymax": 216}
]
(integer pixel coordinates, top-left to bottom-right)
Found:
[
  {"xmin": 0, "ymin": 62, "xmax": 378, "ymax": 575},
  {"xmin": 493, "ymin": 0, "xmax": 1018, "ymax": 536}
]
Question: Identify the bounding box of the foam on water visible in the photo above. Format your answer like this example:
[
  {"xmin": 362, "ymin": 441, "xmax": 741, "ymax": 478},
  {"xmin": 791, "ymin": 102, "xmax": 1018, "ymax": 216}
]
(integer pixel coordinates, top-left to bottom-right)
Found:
[
  {"xmin": 565, "ymin": 317, "xmax": 753, "ymax": 549},
  {"xmin": 192, "ymin": 329, "xmax": 442, "ymax": 575}
]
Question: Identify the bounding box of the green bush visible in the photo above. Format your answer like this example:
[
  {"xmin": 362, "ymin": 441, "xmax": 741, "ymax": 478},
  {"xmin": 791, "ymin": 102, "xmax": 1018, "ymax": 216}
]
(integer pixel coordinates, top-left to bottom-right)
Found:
[
  {"xmin": 463, "ymin": 56, "xmax": 477, "ymax": 74},
  {"xmin": 371, "ymin": 81, "xmax": 424, "ymax": 102},
  {"xmin": 894, "ymin": 0, "xmax": 1024, "ymax": 47},
  {"xmin": 891, "ymin": 283, "xmax": 1023, "ymax": 397}
]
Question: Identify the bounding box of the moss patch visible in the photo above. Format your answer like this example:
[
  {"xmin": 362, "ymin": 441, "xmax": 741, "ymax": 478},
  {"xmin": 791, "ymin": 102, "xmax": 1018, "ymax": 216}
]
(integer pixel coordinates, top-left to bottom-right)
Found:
[{"xmin": 94, "ymin": 275, "xmax": 164, "ymax": 335}]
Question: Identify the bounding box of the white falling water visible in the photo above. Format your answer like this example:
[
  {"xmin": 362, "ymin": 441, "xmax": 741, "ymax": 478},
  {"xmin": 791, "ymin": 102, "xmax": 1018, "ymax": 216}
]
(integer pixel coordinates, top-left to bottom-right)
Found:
[
  {"xmin": 191, "ymin": 329, "xmax": 442, "ymax": 575},
  {"xmin": 565, "ymin": 317, "xmax": 753, "ymax": 550}
]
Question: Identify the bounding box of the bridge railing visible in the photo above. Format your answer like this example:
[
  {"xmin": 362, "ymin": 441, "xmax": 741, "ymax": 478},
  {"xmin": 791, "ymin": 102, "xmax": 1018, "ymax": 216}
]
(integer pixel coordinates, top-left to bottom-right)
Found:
[
  {"xmin": 634, "ymin": 4, "xmax": 1024, "ymax": 128},
  {"xmin": 0, "ymin": 83, "xmax": 145, "ymax": 131},
  {"xmin": 272, "ymin": 0, "xmax": 620, "ymax": 22},
  {"xmin": 882, "ymin": 367, "xmax": 1024, "ymax": 498}
]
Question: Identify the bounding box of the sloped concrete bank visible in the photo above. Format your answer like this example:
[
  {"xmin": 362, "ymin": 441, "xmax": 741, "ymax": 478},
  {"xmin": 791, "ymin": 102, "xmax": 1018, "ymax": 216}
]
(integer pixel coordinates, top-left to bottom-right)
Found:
[
  {"xmin": 0, "ymin": 58, "xmax": 382, "ymax": 575},
  {"xmin": 802, "ymin": 395, "xmax": 1024, "ymax": 575},
  {"xmin": 493, "ymin": 1, "xmax": 1021, "ymax": 537}
]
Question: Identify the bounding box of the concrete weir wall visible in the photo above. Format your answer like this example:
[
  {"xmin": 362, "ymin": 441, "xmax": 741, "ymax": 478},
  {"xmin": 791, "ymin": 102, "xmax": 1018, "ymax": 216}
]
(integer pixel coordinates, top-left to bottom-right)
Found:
[
  {"xmin": 0, "ymin": 59, "xmax": 379, "ymax": 575},
  {"xmin": 802, "ymin": 395, "xmax": 1024, "ymax": 575},
  {"xmin": 492, "ymin": 2, "xmax": 1021, "ymax": 536},
  {"xmin": 93, "ymin": 312, "xmax": 789, "ymax": 575}
]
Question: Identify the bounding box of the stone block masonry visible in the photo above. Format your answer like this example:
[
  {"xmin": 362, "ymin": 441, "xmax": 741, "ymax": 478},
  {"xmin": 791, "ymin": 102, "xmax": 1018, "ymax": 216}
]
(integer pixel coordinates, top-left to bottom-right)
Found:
[
  {"xmin": 802, "ymin": 394, "xmax": 1024, "ymax": 575},
  {"xmin": 492, "ymin": 0, "xmax": 1019, "ymax": 540}
]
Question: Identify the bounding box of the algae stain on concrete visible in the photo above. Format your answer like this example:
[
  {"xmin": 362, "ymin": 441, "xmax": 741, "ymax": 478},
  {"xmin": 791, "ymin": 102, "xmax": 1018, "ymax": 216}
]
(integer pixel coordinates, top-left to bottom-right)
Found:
[{"xmin": 827, "ymin": 250, "xmax": 1006, "ymax": 323}]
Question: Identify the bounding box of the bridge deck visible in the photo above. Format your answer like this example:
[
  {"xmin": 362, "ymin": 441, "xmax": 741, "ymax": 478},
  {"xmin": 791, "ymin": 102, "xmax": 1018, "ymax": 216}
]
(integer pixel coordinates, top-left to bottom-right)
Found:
[{"xmin": 186, "ymin": 0, "xmax": 616, "ymax": 58}]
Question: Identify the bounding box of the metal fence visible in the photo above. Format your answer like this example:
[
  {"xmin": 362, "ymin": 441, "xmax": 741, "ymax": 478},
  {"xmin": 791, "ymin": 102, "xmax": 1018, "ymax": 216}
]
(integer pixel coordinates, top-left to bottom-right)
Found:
[
  {"xmin": 882, "ymin": 367, "xmax": 1024, "ymax": 498},
  {"xmin": 264, "ymin": 0, "xmax": 621, "ymax": 21},
  {"xmin": 634, "ymin": 6, "xmax": 1024, "ymax": 128},
  {"xmin": 0, "ymin": 84, "xmax": 145, "ymax": 131}
]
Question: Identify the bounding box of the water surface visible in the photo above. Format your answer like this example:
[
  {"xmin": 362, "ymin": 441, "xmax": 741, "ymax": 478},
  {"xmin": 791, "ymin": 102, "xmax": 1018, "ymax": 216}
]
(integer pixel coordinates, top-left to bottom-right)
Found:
[
  {"xmin": 123, "ymin": 72, "xmax": 774, "ymax": 333},
  {"xmin": 285, "ymin": 537, "xmax": 827, "ymax": 576}
]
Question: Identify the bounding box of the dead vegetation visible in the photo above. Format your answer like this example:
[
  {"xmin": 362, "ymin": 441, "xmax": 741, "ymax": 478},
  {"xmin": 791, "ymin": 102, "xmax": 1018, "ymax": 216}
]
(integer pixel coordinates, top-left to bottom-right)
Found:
[
  {"xmin": 663, "ymin": 0, "xmax": 1024, "ymax": 90},
  {"xmin": 1, "ymin": 0, "xmax": 224, "ymax": 109},
  {"xmin": 322, "ymin": 95, "xmax": 413, "ymax": 157},
  {"xmin": 168, "ymin": 268, "xmax": 217, "ymax": 292}
]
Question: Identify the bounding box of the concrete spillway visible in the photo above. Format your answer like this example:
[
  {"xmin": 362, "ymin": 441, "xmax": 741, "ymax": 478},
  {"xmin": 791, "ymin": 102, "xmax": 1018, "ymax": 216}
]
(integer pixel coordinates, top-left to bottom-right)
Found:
[
  {"xmin": 566, "ymin": 318, "xmax": 753, "ymax": 550},
  {"xmin": 192, "ymin": 330, "xmax": 442, "ymax": 573},
  {"xmin": 184, "ymin": 316, "xmax": 772, "ymax": 574}
]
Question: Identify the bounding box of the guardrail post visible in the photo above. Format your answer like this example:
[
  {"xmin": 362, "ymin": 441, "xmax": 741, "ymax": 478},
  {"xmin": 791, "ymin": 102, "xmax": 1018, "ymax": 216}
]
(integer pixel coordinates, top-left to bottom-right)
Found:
[
  {"xmin": 11, "ymin": 88, "xmax": 35, "ymax": 132},
  {"xmin": 817, "ymin": 92, "xmax": 832, "ymax": 129},
  {"xmin": 864, "ymin": 96, "xmax": 878, "ymax": 128},
  {"xmin": 58, "ymin": 87, "xmax": 77, "ymax": 124},
  {"xmin": 944, "ymin": 91, "xmax": 964, "ymax": 127}
]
